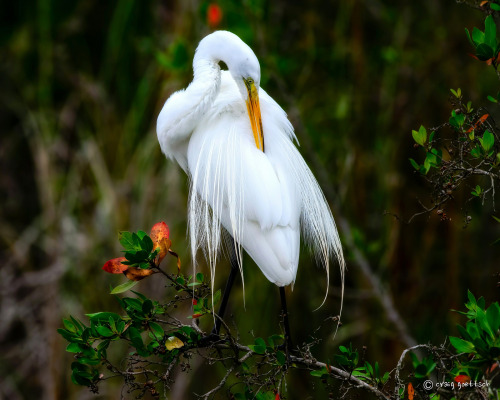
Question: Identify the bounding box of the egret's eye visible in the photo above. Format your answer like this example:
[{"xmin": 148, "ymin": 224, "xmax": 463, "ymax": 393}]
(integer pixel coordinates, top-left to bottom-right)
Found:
[{"xmin": 247, "ymin": 78, "xmax": 254, "ymax": 84}]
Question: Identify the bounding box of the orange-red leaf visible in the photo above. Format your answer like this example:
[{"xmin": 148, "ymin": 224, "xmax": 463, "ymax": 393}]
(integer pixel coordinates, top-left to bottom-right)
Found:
[
  {"xmin": 150, "ymin": 222, "xmax": 171, "ymax": 264},
  {"xmin": 408, "ymin": 382, "xmax": 414, "ymax": 400},
  {"xmin": 192, "ymin": 313, "xmax": 203, "ymax": 319},
  {"xmin": 454, "ymin": 374, "xmax": 471, "ymax": 383},
  {"xmin": 169, "ymin": 249, "xmax": 181, "ymax": 273},
  {"xmin": 486, "ymin": 362, "xmax": 498, "ymax": 375},
  {"xmin": 466, "ymin": 114, "xmax": 489, "ymax": 134},
  {"xmin": 480, "ymin": 1, "xmax": 489, "ymax": 6},
  {"xmin": 124, "ymin": 267, "xmax": 156, "ymax": 281},
  {"xmin": 102, "ymin": 257, "xmax": 128, "ymax": 274},
  {"xmin": 207, "ymin": 4, "xmax": 223, "ymax": 28},
  {"xmin": 275, "ymin": 394, "xmax": 280, "ymax": 400}
]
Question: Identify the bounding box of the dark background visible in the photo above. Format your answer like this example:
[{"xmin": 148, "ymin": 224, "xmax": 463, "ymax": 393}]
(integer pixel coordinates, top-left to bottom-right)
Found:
[{"xmin": 1, "ymin": 0, "xmax": 499, "ymax": 398}]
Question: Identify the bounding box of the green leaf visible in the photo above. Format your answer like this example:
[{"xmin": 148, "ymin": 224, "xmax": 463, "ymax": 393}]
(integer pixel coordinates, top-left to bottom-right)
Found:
[
  {"xmin": 176, "ymin": 276, "xmax": 185, "ymax": 285},
  {"xmin": 128, "ymin": 326, "xmax": 145, "ymax": 349},
  {"xmin": 449, "ymin": 110, "xmax": 466, "ymax": 129},
  {"xmin": 481, "ymin": 130, "xmax": 494, "ymax": 152},
  {"xmin": 196, "ymin": 272, "xmax": 204, "ymax": 282},
  {"xmin": 77, "ymin": 357, "xmax": 100, "ymax": 365},
  {"xmin": 468, "ymin": 290, "xmax": 477, "ymax": 305},
  {"xmin": 488, "ymin": 95, "xmax": 498, "ymax": 103},
  {"xmin": 472, "ymin": 185, "xmax": 482, "ymax": 196},
  {"xmin": 255, "ymin": 392, "xmax": 275, "ymax": 400},
  {"xmin": 310, "ymin": 366, "xmax": 329, "ymax": 377},
  {"xmin": 142, "ymin": 299, "xmax": 154, "ymax": 315},
  {"xmin": 487, "ymin": 303, "xmax": 500, "ymax": 332},
  {"xmin": 66, "ymin": 343, "xmax": 82, "ymax": 353},
  {"xmin": 477, "ymin": 308, "xmax": 495, "ymax": 339},
  {"xmin": 57, "ymin": 328, "xmax": 81, "ymax": 343},
  {"xmin": 472, "ymin": 26, "xmax": 485, "ymax": 46},
  {"xmin": 485, "ymin": 16, "xmax": 497, "ymax": 49},
  {"xmin": 110, "ymin": 280, "xmax": 139, "ymax": 294},
  {"xmin": 212, "ymin": 289, "xmax": 222, "ymax": 307},
  {"xmin": 248, "ymin": 336, "xmax": 267, "ymax": 354},
  {"xmin": 63, "ymin": 319, "xmax": 77, "ymax": 333},
  {"xmin": 412, "ymin": 125, "xmax": 427, "ymax": 146},
  {"xmin": 119, "ymin": 231, "xmax": 138, "ymax": 251},
  {"xmin": 276, "ymin": 350, "xmax": 286, "ymax": 366},
  {"xmin": 492, "ymin": 3, "xmax": 500, "ymax": 11},
  {"xmin": 365, "ymin": 361, "xmax": 374, "ymax": 377},
  {"xmin": 116, "ymin": 321, "xmax": 126, "ymax": 333},
  {"xmin": 409, "ymin": 158, "xmax": 420, "ymax": 171},
  {"xmin": 471, "ymin": 145, "xmax": 482, "ymax": 158},
  {"xmin": 476, "ymin": 43, "xmax": 495, "ymax": 61},
  {"xmin": 149, "ymin": 322, "xmax": 164, "ymax": 340},
  {"xmin": 125, "ymin": 250, "xmax": 149, "ymax": 263},
  {"xmin": 465, "ymin": 28, "xmax": 475, "ymax": 47},
  {"xmin": 123, "ymin": 297, "xmax": 143, "ymax": 311},
  {"xmin": 449, "ymin": 336, "xmax": 475, "ymax": 353},
  {"xmin": 86, "ymin": 312, "xmax": 121, "ymax": 323},
  {"xmin": 95, "ymin": 325, "xmax": 114, "ymax": 337},
  {"xmin": 140, "ymin": 235, "xmax": 154, "ymax": 253}
]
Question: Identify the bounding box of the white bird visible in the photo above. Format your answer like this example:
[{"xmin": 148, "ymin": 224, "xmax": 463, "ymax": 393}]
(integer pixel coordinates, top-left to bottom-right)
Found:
[{"xmin": 157, "ymin": 31, "xmax": 344, "ymax": 339}]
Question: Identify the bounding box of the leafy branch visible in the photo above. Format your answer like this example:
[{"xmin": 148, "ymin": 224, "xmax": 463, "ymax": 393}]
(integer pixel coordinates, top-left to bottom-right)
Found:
[{"xmin": 59, "ymin": 224, "xmax": 500, "ymax": 399}]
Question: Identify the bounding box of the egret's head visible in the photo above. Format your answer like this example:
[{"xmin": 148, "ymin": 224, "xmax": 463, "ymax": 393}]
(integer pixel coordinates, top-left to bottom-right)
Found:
[
  {"xmin": 231, "ymin": 51, "xmax": 264, "ymax": 152},
  {"xmin": 196, "ymin": 31, "xmax": 264, "ymax": 152}
]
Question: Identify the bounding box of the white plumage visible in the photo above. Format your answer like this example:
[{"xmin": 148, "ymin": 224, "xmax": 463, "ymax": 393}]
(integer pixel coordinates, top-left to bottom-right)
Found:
[{"xmin": 157, "ymin": 31, "xmax": 344, "ymax": 297}]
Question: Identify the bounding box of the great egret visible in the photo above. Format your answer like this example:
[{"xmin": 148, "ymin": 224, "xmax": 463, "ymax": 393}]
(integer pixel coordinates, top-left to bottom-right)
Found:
[{"xmin": 157, "ymin": 31, "xmax": 344, "ymax": 344}]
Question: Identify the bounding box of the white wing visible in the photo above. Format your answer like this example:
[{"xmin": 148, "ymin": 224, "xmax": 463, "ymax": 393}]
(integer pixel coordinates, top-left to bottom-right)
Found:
[
  {"xmin": 160, "ymin": 70, "xmax": 344, "ymax": 291},
  {"xmin": 187, "ymin": 72, "xmax": 301, "ymax": 286}
]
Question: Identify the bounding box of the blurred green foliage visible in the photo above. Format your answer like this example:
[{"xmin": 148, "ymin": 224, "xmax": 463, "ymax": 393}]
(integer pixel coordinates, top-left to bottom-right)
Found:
[{"xmin": 1, "ymin": 0, "xmax": 500, "ymax": 399}]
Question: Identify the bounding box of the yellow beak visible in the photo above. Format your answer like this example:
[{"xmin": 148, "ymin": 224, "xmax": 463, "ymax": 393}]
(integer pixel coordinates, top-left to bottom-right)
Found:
[{"xmin": 245, "ymin": 80, "xmax": 264, "ymax": 152}]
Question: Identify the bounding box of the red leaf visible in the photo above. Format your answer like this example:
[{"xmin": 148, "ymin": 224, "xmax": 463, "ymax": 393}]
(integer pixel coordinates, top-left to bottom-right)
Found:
[
  {"xmin": 466, "ymin": 113, "xmax": 489, "ymax": 133},
  {"xmin": 124, "ymin": 267, "xmax": 156, "ymax": 281},
  {"xmin": 486, "ymin": 362, "xmax": 498, "ymax": 375},
  {"xmin": 454, "ymin": 374, "xmax": 471, "ymax": 383},
  {"xmin": 168, "ymin": 249, "xmax": 182, "ymax": 274},
  {"xmin": 408, "ymin": 382, "xmax": 414, "ymax": 400},
  {"xmin": 150, "ymin": 222, "xmax": 171, "ymax": 264},
  {"xmin": 192, "ymin": 313, "xmax": 203, "ymax": 318},
  {"xmin": 192, "ymin": 299, "xmax": 198, "ymax": 305},
  {"xmin": 207, "ymin": 4, "xmax": 223, "ymax": 28},
  {"xmin": 275, "ymin": 394, "xmax": 280, "ymax": 400},
  {"xmin": 102, "ymin": 257, "xmax": 128, "ymax": 274}
]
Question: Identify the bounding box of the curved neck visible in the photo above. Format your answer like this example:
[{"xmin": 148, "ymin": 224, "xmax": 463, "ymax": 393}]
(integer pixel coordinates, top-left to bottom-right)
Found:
[{"xmin": 188, "ymin": 57, "xmax": 221, "ymax": 119}]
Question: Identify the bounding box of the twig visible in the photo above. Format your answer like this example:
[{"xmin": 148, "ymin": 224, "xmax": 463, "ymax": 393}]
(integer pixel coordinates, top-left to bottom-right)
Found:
[
  {"xmin": 198, "ymin": 351, "xmax": 253, "ymax": 399},
  {"xmin": 289, "ymin": 354, "xmax": 391, "ymax": 400},
  {"xmin": 393, "ymin": 344, "xmax": 434, "ymax": 397}
]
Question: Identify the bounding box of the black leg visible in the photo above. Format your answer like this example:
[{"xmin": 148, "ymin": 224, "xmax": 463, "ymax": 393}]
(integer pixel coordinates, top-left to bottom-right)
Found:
[
  {"xmin": 211, "ymin": 239, "xmax": 239, "ymax": 335},
  {"xmin": 279, "ymin": 287, "xmax": 293, "ymax": 355}
]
